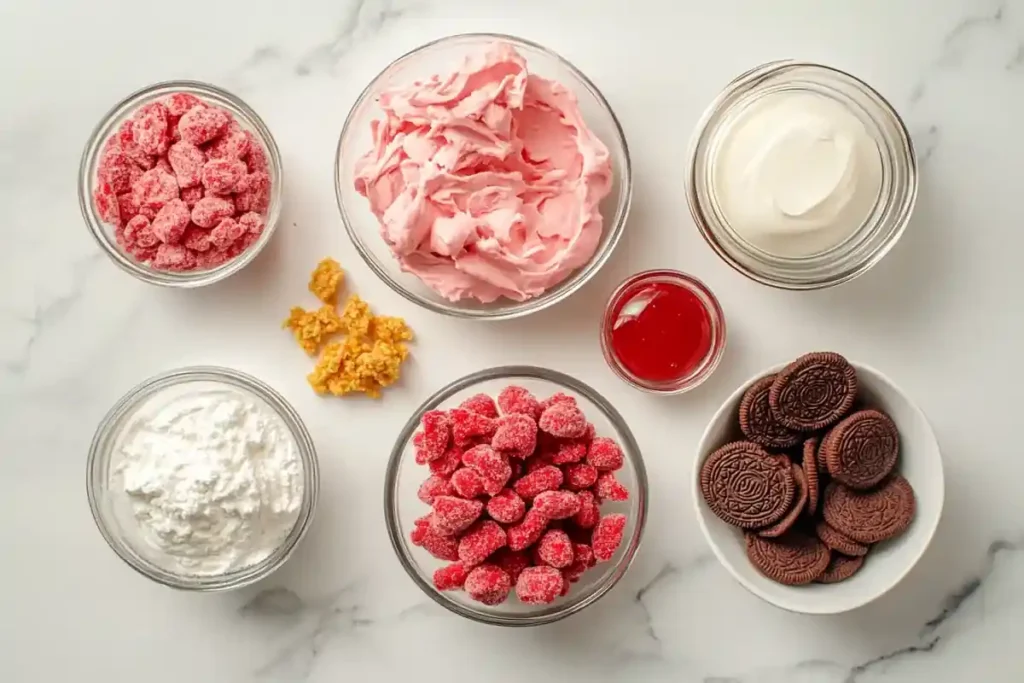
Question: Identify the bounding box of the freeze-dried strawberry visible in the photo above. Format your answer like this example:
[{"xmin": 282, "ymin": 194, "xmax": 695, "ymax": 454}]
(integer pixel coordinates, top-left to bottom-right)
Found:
[
  {"xmin": 433, "ymin": 562, "xmax": 469, "ymax": 591},
  {"xmin": 538, "ymin": 392, "xmax": 577, "ymax": 413},
  {"xmin": 592, "ymin": 513, "xmax": 627, "ymax": 562},
  {"xmin": 132, "ymin": 168, "xmax": 179, "ymax": 210},
  {"xmin": 413, "ymin": 431, "xmax": 429, "ymax": 465},
  {"xmin": 551, "ymin": 440, "xmax": 588, "ymax": 465},
  {"xmin": 459, "ymin": 393, "xmax": 498, "ymax": 418},
  {"xmin": 430, "ymin": 496, "xmax": 483, "ymax": 536},
  {"xmin": 410, "ymin": 517, "xmax": 459, "ymax": 561},
  {"xmin": 182, "ymin": 226, "xmax": 212, "ymax": 252},
  {"xmin": 93, "ymin": 181, "xmax": 120, "ymax": 226},
  {"xmin": 99, "ymin": 150, "xmax": 143, "ymax": 194},
  {"xmin": 450, "ymin": 468, "xmax": 485, "ymax": 499},
  {"xmin": 538, "ymin": 402, "xmax": 588, "ymax": 439},
  {"xmin": 132, "ymin": 102, "xmax": 170, "ymax": 155},
  {"xmin": 167, "ymin": 140, "xmax": 205, "ymax": 188},
  {"xmin": 450, "ymin": 408, "xmax": 497, "ymax": 447},
  {"xmin": 533, "ymin": 490, "xmax": 581, "ymax": 520},
  {"xmin": 180, "ymin": 185, "xmax": 204, "ymax": 208},
  {"xmin": 464, "ymin": 564, "xmax": 511, "ymax": 606},
  {"xmin": 164, "ymin": 93, "xmax": 204, "ymax": 117},
  {"xmin": 243, "ymin": 131, "xmax": 269, "ymax": 173},
  {"xmin": 191, "ymin": 195, "xmax": 238, "ymax": 227},
  {"xmin": 513, "ymin": 465, "xmax": 563, "ymax": 500},
  {"xmin": 536, "ymin": 529, "xmax": 574, "ymax": 569},
  {"xmin": 497, "ymin": 385, "xmax": 540, "ymax": 418},
  {"xmin": 116, "ymin": 193, "xmax": 139, "ymax": 224},
  {"xmin": 209, "ymin": 218, "xmax": 245, "ymax": 251},
  {"xmin": 429, "ymin": 445, "xmax": 463, "ymax": 477},
  {"xmin": 492, "ymin": 414, "xmax": 537, "ymax": 458},
  {"xmin": 563, "ymin": 463, "xmax": 599, "ymax": 490},
  {"xmin": 179, "ymin": 105, "xmax": 229, "ymax": 145},
  {"xmin": 238, "ymin": 211, "xmax": 265, "ymax": 236},
  {"xmin": 493, "ymin": 549, "xmax": 529, "ymax": 584},
  {"xmin": 458, "ymin": 520, "xmax": 507, "ymax": 567},
  {"xmin": 507, "ymin": 509, "xmax": 548, "ymax": 551},
  {"xmin": 151, "ymin": 199, "xmax": 190, "ymax": 244},
  {"xmin": 595, "ymin": 472, "xmax": 629, "ymax": 502},
  {"xmin": 515, "ymin": 566, "xmax": 563, "ymax": 605},
  {"xmin": 465, "ymin": 445, "xmax": 511, "ymax": 495},
  {"xmin": 201, "ymin": 157, "xmax": 247, "ymax": 194},
  {"xmin": 234, "ymin": 171, "xmax": 271, "ymax": 213},
  {"xmin": 573, "ymin": 490, "xmax": 600, "ymax": 529},
  {"xmin": 587, "ymin": 437, "xmax": 624, "ymax": 471},
  {"xmin": 152, "ymin": 243, "xmax": 197, "ymax": 271},
  {"xmin": 205, "ymin": 120, "xmax": 250, "ymax": 160},
  {"xmin": 417, "ymin": 474, "xmax": 454, "ymax": 505},
  {"xmin": 117, "ymin": 119, "xmax": 157, "ymax": 169},
  {"xmin": 486, "ymin": 488, "xmax": 525, "ymax": 525}
]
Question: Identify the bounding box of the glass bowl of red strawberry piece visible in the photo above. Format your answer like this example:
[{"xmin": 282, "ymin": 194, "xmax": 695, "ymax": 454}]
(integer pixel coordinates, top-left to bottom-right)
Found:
[
  {"xmin": 78, "ymin": 80, "xmax": 282, "ymax": 287},
  {"xmin": 384, "ymin": 366, "xmax": 648, "ymax": 625}
]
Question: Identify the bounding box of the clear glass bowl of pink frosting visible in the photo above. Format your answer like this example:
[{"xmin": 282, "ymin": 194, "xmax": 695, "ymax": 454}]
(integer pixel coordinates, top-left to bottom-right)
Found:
[{"xmin": 335, "ymin": 33, "xmax": 632, "ymax": 320}]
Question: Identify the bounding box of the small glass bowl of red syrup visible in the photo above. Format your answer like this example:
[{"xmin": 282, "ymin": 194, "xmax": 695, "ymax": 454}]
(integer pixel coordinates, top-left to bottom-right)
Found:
[{"xmin": 601, "ymin": 270, "xmax": 726, "ymax": 394}]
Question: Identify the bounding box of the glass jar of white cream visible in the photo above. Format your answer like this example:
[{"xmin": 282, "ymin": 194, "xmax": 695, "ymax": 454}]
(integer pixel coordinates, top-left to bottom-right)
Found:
[{"xmin": 686, "ymin": 61, "xmax": 917, "ymax": 289}]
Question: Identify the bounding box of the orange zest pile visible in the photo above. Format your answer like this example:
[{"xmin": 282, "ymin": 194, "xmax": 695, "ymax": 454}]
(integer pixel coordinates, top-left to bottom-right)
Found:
[{"xmin": 283, "ymin": 258, "xmax": 413, "ymax": 398}]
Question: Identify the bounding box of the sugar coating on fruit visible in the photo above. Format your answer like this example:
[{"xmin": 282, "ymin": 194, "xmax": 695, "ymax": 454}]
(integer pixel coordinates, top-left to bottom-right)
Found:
[
  {"xmin": 464, "ymin": 564, "xmax": 512, "ymax": 605},
  {"xmin": 429, "ymin": 446, "xmax": 463, "ymax": 477},
  {"xmin": 486, "ymin": 488, "xmax": 526, "ymax": 524},
  {"xmin": 573, "ymin": 490, "xmax": 600, "ymax": 529},
  {"xmin": 410, "ymin": 517, "xmax": 459, "ymax": 561},
  {"xmin": 465, "ymin": 445, "xmax": 512, "ymax": 495},
  {"xmin": 539, "ymin": 402, "xmax": 588, "ymax": 438},
  {"xmin": 507, "ymin": 508, "xmax": 549, "ymax": 551},
  {"xmin": 460, "ymin": 393, "xmax": 499, "ymax": 418},
  {"xmin": 564, "ymin": 463, "xmax": 599, "ymax": 490},
  {"xmin": 536, "ymin": 529, "xmax": 574, "ymax": 568},
  {"xmin": 533, "ymin": 490, "xmax": 582, "ymax": 519},
  {"xmin": 494, "ymin": 549, "xmax": 530, "ymax": 584},
  {"xmin": 552, "ymin": 440, "xmax": 588, "ymax": 465},
  {"xmin": 492, "ymin": 414, "xmax": 538, "ymax": 458},
  {"xmin": 498, "ymin": 386, "xmax": 540, "ymax": 418},
  {"xmin": 516, "ymin": 566, "xmax": 564, "ymax": 605},
  {"xmin": 457, "ymin": 520, "xmax": 507, "ymax": 567},
  {"xmin": 433, "ymin": 562, "xmax": 469, "ymax": 591},
  {"xmin": 450, "ymin": 468, "xmax": 485, "ymax": 499},
  {"xmin": 513, "ymin": 465, "xmax": 563, "ymax": 500},
  {"xmin": 587, "ymin": 437, "xmax": 624, "ymax": 471},
  {"xmin": 430, "ymin": 496, "xmax": 484, "ymax": 536},
  {"xmin": 595, "ymin": 472, "xmax": 629, "ymax": 501},
  {"xmin": 418, "ymin": 411, "xmax": 451, "ymax": 462},
  {"xmin": 592, "ymin": 513, "xmax": 627, "ymax": 561},
  {"xmin": 450, "ymin": 408, "xmax": 497, "ymax": 447},
  {"xmin": 418, "ymin": 474, "xmax": 454, "ymax": 505}
]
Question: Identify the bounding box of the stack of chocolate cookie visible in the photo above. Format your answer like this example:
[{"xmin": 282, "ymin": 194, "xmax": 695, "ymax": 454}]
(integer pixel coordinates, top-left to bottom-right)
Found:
[{"xmin": 700, "ymin": 352, "xmax": 917, "ymax": 586}]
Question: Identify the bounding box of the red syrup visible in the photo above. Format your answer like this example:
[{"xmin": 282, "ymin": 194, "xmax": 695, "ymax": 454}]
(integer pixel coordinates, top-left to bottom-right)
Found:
[{"xmin": 608, "ymin": 281, "xmax": 713, "ymax": 383}]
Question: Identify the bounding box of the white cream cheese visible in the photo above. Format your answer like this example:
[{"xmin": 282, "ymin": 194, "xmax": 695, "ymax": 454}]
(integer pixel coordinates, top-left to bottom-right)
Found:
[{"xmin": 712, "ymin": 91, "xmax": 883, "ymax": 258}]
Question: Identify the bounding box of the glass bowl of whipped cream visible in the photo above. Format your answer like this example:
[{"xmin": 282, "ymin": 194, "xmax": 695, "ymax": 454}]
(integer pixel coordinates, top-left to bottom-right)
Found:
[
  {"xmin": 686, "ymin": 61, "xmax": 917, "ymax": 289},
  {"xmin": 86, "ymin": 366, "xmax": 319, "ymax": 590},
  {"xmin": 336, "ymin": 33, "xmax": 632, "ymax": 320}
]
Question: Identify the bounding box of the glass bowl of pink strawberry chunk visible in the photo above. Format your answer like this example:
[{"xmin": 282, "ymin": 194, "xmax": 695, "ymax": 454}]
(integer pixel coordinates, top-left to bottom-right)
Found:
[{"xmin": 384, "ymin": 366, "xmax": 648, "ymax": 625}]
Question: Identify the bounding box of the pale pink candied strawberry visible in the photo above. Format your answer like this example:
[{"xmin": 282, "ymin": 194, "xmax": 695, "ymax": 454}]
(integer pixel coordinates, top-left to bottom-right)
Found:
[
  {"xmin": 497, "ymin": 385, "xmax": 540, "ymax": 418},
  {"xmin": 457, "ymin": 520, "xmax": 507, "ymax": 567},
  {"xmin": 513, "ymin": 465, "xmax": 563, "ymax": 500},
  {"xmin": 572, "ymin": 490, "xmax": 601, "ymax": 530},
  {"xmin": 201, "ymin": 157, "xmax": 247, "ymax": 194},
  {"xmin": 450, "ymin": 408, "xmax": 497, "ymax": 447},
  {"xmin": 132, "ymin": 168, "xmax": 179, "ymax": 210},
  {"xmin": 116, "ymin": 193, "xmax": 139, "ymax": 224},
  {"xmin": 591, "ymin": 514, "xmax": 627, "ymax": 562},
  {"xmin": 234, "ymin": 171, "xmax": 271, "ymax": 213},
  {"xmin": 182, "ymin": 225, "xmax": 213, "ymax": 252},
  {"xmin": 515, "ymin": 566, "xmax": 563, "ymax": 605},
  {"xmin": 98, "ymin": 149, "xmax": 143, "ymax": 194},
  {"xmin": 587, "ymin": 437, "xmax": 624, "ymax": 471},
  {"xmin": 532, "ymin": 490, "xmax": 581, "ymax": 520},
  {"xmin": 459, "ymin": 393, "xmax": 498, "ymax": 418},
  {"xmin": 538, "ymin": 402, "xmax": 588, "ymax": 439},
  {"xmin": 93, "ymin": 181, "xmax": 120, "ymax": 226},
  {"xmin": 150, "ymin": 199, "xmax": 190, "ymax": 245},
  {"xmin": 417, "ymin": 474, "xmax": 454, "ymax": 505},
  {"xmin": 180, "ymin": 185, "xmax": 205, "ymax": 208},
  {"xmin": 485, "ymin": 488, "xmax": 525, "ymax": 525},
  {"xmin": 194, "ymin": 247, "xmax": 232, "ymax": 270},
  {"xmin": 190, "ymin": 196, "xmax": 235, "ymax": 228},
  {"xmin": 243, "ymin": 131, "xmax": 269, "ymax": 173},
  {"xmin": 433, "ymin": 562, "xmax": 469, "ymax": 591},
  {"xmin": 464, "ymin": 564, "xmax": 511, "ymax": 606},
  {"xmin": 464, "ymin": 444, "xmax": 511, "ymax": 495},
  {"xmin": 119, "ymin": 215, "xmax": 151, "ymax": 248},
  {"xmin": 164, "ymin": 93, "xmax": 205, "ymax": 117},
  {"xmin": 152, "ymin": 243, "xmax": 197, "ymax": 271},
  {"xmin": 209, "ymin": 218, "xmax": 245, "ymax": 251},
  {"xmin": 506, "ymin": 509, "xmax": 548, "ymax": 551},
  {"xmin": 563, "ymin": 463, "xmax": 599, "ymax": 490},
  {"xmin": 449, "ymin": 468, "xmax": 484, "ymax": 499},
  {"xmin": 178, "ymin": 105, "xmax": 229, "ymax": 145},
  {"xmin": 237, "ymin": 211, "xmax": 265, "ymax": 236},
  {"xmin": 428, "ymin": 445, "xmax": 463, "ymax": 477},
  {"xmin": 205, "ymin": 120, "xmax": 250, "ymax": 160},
  {"xmin": 117, "ymin": 119, "xmax": 157, "ymax": 169},
  {"xmin": 595, "ymin": 472, "xmax": 629, "ymax": 502},
  {"xmin": 492, "ymin": 413, "xmax": 537, "ymax": 459},
  {"xmin": 536, "ymin": 529, "xmax": 574, "ymax": 569},
  {"xmin": 131, "ymin": 102, "xmax": 170, "ymax": 155},
  {"xmin": 430, "ymin": 496, "xmax": 483, "ymax": 537},
  {"xmin": 167, "ymin": 140, "xmax": 205, "ymax": 188},
  {"xmin": 418, "ymin": 410, "xmax": 451, "ymax": 462},
  {"xmin": 410, "ymin": 517, "xmax": 459, "ymax": 561}
]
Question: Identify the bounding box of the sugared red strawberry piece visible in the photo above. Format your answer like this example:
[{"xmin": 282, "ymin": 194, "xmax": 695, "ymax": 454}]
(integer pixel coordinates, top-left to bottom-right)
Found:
[
  {"xmin": 450, "ymin": 468, "xmax": 485, "ymax": 499},
  {"xmin": 152, "ymin": 243, "xmax": 197, "ymax": 271},
  {"xmin": 486, "ymin": 488, "xmax": 525, "ymax": 524},
  {"xmin": 563, "ymin": 542, "xmax": 596, "ymax": 582},
  {"xmin": 538, "ymin": 392, "xmax": 577, "ymax": 413},
  {"xmin": 498, "ymin": 385, "xmax": 541, "ymax": 418},
  {"xmin": 235, "ymin": 171, "xmax": 271, "ymax": 213},
  {"xmin": 433, "ymin": 562, "xmax": 469, "ymax": 591},
  {"xmin": 418, "ymin": 410, "xmax": 451, "ymax": 462},
  {"xmin": 564, "ymin": 463, "xmax": 599, "ymax": 490},
  {"xmin": 132, "ymin": 102, "xmax": 170, "ymax": 155},
  {"xmin": 413, "ymin": 431, "xmax": 429, "ymax": 465},
  {"xmin": 151, "ymin": 199, "xmax": 190, "ymax": 244},
  {"xmin": 493, "ymin": 549, "xmax": 530, "ymax": 584},
  {"xmin": 93, "ymin": 181, "xmax": 120, "ymax": 226},
  {"xmin": 573, "ymin": 490, "xmax": 600, "ymax": 529},
  {"xmin": 513, "ymin": 465, "xmax": 563, "ymax": 500},
  {"xmin": 551, "ymin": 440, "xmax": 588, "ymax": 465},
  {"xmin": 205, "ymin": 121, "xmax": 250, "ymax": 160},
  {"xmin": 238, "ymin": 211, "xmax": 265, "ymax": 236},
  {"xmin": 458, "ymin": 520, "xmax": 507, "ymax": 567},
  {"xmin": 464, "ymin": 564, "xmax": 512, "ymax": 606},
  {"xmin": 99, "ymin": 150, "xmax": 143, "ymax": 194},
  {"xmin": 209, "ymin": 218, "xmax": 245, "ymax": 251},
  {"xmin": 492, "ymin": 414, "xmax": 537, "ymax": 459},
  {"xmin": 417, "ymin": 474, "xmax": 454, "ymax": 505},
  {"xmin": 180, "ymin": 185, "xmax": 204, "ymax": 208},
  {"xmin": 450, "ymin": 408, "xmax": 497, "ymax": 447},
  {"xmin": 430, "ymin": 496, "xmax": 483, "ymax": 536},
  {"xmin": 243, "ymin": 131, "xmax": 269, "ymax": 173},
  {"xmin": 536, "ymin": 529, "xmax": 574, "ymax": 569},
  {"xmin": 179, "ymin": 105, "xmax": 229, "ymax": 145},
  {"xmin": 201, "ymin": 157, "xmax": 247, "ymax": 194},
  {"xmin": 533, "ymin": 490, "xmax": 581, "ymax": 520},
  {"xmin": 524, "ymin": 453, "xmax": 554, "ymax": 474},
  {"xmin": 515, "ymin": 566, "xmax": 563, "ymax": 605},
  {"xmin": 117, "ymin": 119, "xmax": 157, "ymax": 169},
  {"xmin": 167, "ymin": 140, "xmax": 205, "ymax": 188},
  {"xmin": 538, "ymin": 402, "xmax": 588, "ymax": 439},
  {"xmin": 595, "ymin": 472, "xmax": 629, "ymax": 501},
  {"xmin": 587, "ymin": 437, "xmax": 624, "ymax": 471},
  {"xmin": 459, "ymin": 393, "xmax": 498, "ymax": 418},
  {"xmin": 506, "ymin": 509, "xmax": 548, "ymax": 551},
  {"xmin": 116, "ymin": 193, "xmax": 140, "ymax": 224},
  {"xmin": 165, "ymin": 93, "xmax": 204, "ymax": 117},
  {"xmin": 182, "ymin": 226, "xmax": 213, "ymax": 252},
  {"xmin": 465, "ymin": 445, "xmax": 511, "ymax": 495},
  {"xmin": 410, "ymin": 517, "xmax": 459, "ymax": 561},
  {"xmin": 132, "ymin": 168, "xmax": 179, "ymax": 211},
  {"xmin": 592, "ymin": 513, "xmax": 627, "ymax": 562},
  {"xmin": 428, "ymin": 445, "xmax": 463, "ymax": 477}
]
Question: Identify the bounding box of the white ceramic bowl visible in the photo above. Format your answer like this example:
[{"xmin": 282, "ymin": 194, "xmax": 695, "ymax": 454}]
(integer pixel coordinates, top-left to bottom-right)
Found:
[{"xmin": 693, "ymin": 360, "xmax": 943, "ymax": 614}]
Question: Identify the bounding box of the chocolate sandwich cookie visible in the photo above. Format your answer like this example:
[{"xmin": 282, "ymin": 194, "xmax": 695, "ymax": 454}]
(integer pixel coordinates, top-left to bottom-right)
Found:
[
  {"xmin": 802, "ymin": 437, "xmax": 821, "ymax": 515},
  {"xmin": 814, "ymin": 520, "xmax": 869, "ymax": 557},
  {"xmin": 822, "ymin": 476, "xmax": 916, "ymax": 544},
  {"xmin": 758, "ymin": 464, "xmax": 807, "ymax": 538},
  {"xmin": 769, "ymin": 352, "xmax": 857, "ymax": 431},
  {"xmin": 816, "ymin": 553, "xmax": 866, "ymax": 584},
  {"xmin": 701, "ymin": 441, "xmax": 795, "ymax": 529},
  {"xmin": 822, "ymin": 409, "xmax": 899, "ymax": 490},
  {"xmin": 745, "ymin": 532, "xmax": 831, "ymax": 586},
  {"xmin": 739, "ymin": 374, "xmax": 802, "ymax": 450}
]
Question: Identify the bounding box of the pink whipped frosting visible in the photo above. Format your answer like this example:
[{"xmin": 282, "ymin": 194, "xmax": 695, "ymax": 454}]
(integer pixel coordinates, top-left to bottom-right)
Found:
[{"xmin": 353, "ymin": 42, "xmax": 614, "ymax": 303}]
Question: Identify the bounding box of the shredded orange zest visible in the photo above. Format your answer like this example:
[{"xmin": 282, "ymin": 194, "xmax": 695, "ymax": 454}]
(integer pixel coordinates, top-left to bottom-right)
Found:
[
  {"xmin": 282, "ymin": 304, "xmax": 343, "ymax": 355},
  {"xmin": 308, "ymin": 257, "xmax": 344, "ymax": 304}
]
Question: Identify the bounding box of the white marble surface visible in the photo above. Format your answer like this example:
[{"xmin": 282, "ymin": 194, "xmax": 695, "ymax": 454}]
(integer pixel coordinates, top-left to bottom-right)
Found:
[{"xmin": 3, "ymin": 0, "xmax": 1024, "ymax": 680}]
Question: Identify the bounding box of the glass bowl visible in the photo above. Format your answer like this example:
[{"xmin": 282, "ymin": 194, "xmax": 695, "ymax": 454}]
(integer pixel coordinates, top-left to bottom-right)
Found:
[
  {"xmin": 86, "ymin": 366, "xmax": 319, "ymax": 590},
  {"xmin": 78, "ymin": 80, "xmax": 284, "ymax": 287},
  {"xmin": 335, "ymin": 33, "xmax": 633, "ymax": 320},
  {"xmin": 685, "ymin": 61, "xmax": 917, "ymax": 290},
  {"xmin": 601, "ymin": 269, "xmax": 727, "ymax": 394},
  {"xmin": 384, "ymin": 366, "xmax": 648, "ymax": 625}
]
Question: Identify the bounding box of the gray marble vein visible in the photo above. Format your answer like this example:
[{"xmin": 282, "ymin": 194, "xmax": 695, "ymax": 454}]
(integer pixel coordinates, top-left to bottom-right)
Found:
[{"xmin": 295, "ymin": 0, "xmax": 409, "ymax": 76}]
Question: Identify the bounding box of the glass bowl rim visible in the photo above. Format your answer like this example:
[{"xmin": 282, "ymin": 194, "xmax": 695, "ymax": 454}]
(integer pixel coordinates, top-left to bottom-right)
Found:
[
  {"xmin": 383, "ymin": 365, "xmax": 649, "ymax": 625},
  {"xmin": 334, "ymin": 31, "xmax": 633, "ymax": 320},
  {"xmin": 86, "ymin": 365, "xmax": 320, "ymax": 591},
  {"xmin": 78, "ymin": 79, "xmax": 284, "ymax": 289}
]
